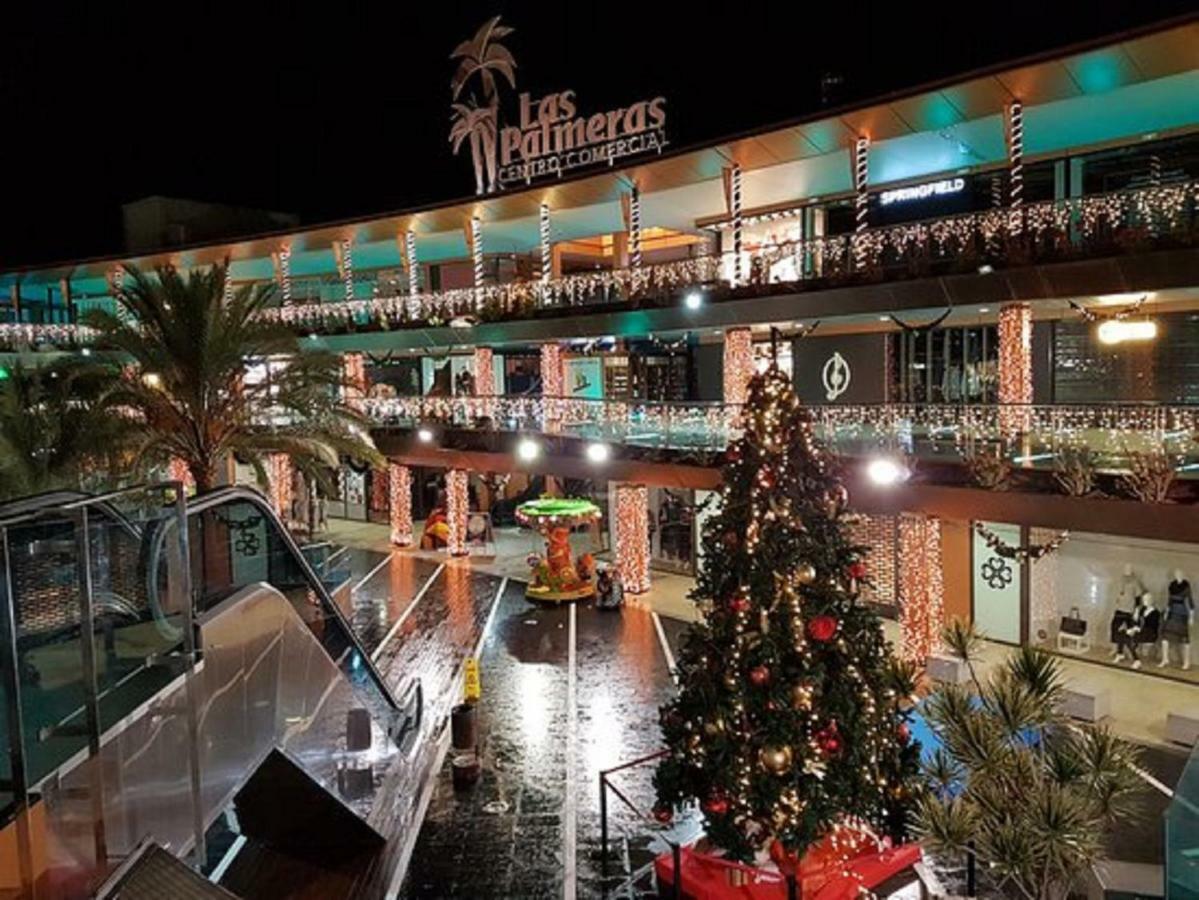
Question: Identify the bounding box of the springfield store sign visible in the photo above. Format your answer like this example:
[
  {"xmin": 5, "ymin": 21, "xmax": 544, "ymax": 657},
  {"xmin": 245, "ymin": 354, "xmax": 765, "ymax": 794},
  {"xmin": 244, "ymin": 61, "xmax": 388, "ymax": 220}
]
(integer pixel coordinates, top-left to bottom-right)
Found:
[{"xmin": 449, "ymin": 16, "xmax": 667, "ymax": 194}]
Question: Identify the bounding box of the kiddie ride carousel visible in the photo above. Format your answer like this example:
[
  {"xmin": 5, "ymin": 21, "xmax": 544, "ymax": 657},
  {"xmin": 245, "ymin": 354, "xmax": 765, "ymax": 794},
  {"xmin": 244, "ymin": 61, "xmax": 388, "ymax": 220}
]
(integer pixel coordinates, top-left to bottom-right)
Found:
[{"xmin": 516, "ymin": 497, "xmax": 602, "ymax": 603}]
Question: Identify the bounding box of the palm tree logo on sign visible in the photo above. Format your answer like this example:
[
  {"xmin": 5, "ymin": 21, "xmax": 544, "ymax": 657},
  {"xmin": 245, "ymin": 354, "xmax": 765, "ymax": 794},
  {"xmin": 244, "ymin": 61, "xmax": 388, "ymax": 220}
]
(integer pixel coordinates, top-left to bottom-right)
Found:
[{"xmin": 449, "ymin": 16, "xmax": 516, "ymax": 195}]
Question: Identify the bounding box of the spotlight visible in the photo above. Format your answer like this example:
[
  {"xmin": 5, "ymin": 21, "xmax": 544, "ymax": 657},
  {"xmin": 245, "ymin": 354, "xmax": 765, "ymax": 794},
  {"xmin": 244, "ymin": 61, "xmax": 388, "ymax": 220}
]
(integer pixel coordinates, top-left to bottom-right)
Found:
[
  {"xmin": 142, "ymin": 372, "xmax": 162, "ymax": 389},
  {"xmin": 516, "ymin": 438, "xmax": 541, "ymax": 462},
  {"xmin": 866, "ymin": 457, "xmax": 908, "ymax": 487},
  {"xmin": 684, "ymin": 291, "xmax": 703, "ymax": 310},
  {"xmin": 977, "ymin": 264, "xmax": 994, "ymax": 275},
  {"xmin": 585, "ymin": 442, "xmax": 610, "ymax": 463},
  {"xmin": 1097, "ymin": 319, "xmax": 1156, "ymax": 345},
  {"xmin": 81, "ymin": 347, "xmax": 92, "ymax": 357},
  {"xmin": 416, "ymin": 427, "xmax": 434, "ymax": 443}
]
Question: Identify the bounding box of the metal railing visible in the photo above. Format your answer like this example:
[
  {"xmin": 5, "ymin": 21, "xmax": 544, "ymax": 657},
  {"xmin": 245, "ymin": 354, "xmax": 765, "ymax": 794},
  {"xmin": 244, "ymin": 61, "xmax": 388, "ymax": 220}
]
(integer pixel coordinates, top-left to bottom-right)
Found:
[
  {"xmin": 5, "ymin": 180, "xmax": 1196, "ymax": 348},
  {"xmin": 365, "ymin": 394, "xmax": 1199, "ymax": 472}
]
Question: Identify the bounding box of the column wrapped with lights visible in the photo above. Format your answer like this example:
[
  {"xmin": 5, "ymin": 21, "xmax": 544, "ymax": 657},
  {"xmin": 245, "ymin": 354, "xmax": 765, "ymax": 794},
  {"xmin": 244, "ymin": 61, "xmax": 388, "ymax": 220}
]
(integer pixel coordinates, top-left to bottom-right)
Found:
[
  {"xmin": 614, "ymin": 483, "xmax": 650, "ymax": 594},
  {"xmin": 470, "ymin": 216, "xmax": 484, "ymax": 293},
  {"xmin": 853, "ymin": 133, "xmax": 872, "ymax": 267},
  {"xmin": 268, "ymin": 453, "xmax": 294, "ymax": 522},
  {"xmin": 340, "ymin": 239, "xmax": 354, "ymax": 300},
  {"xmin": 629, "ymin": 186, "xmax": 643, "ymax": 269},
  {"xmin": 446, "ymin": 469, "xmax": 469, "ymax": 557},
  {"xmin": 1007, "ymin": 100, "xmax": 1024, "ymax": 232},
  {"xmin": 539, "ymin": 202, "xmax": 552, "ymax": 285},
  {"xmin": 1028, "ymin": 527, "xmax": 1059, "ymax": 646},
  {"xmin": 540, "ymin": 342, "xmax": 563, "ymax": 434},
  {"xmin": 389, "ymin": 463, "xmax": 413, "ymax": 547},
  {"xmin": 730, "ymin": 164, "xmax": 744, "ymax": 286},
  {"xmin": 473, "ymin": 346, "xmax": 495, "ymax": 397},
  {"xmin": 998, "ymin": 302, "xmax": 1033, "ymax": 437},
  {"xmin": 342, "ymin": 352, "xmax": 367, "ymax": 411},
  {"xmin": 723, "ymin": 327, "xmax": 754, "ymax": 408},
  {"xmin": 277, "ymin": 244, "xmax": 292, "ymax": 304},
  {"xmin": 405, "ymin": 230, "xmax": 420, "ymax": 298},
  {"xmin": 899, "ymin": 514, "xmax": 944, "ymax": 663}
]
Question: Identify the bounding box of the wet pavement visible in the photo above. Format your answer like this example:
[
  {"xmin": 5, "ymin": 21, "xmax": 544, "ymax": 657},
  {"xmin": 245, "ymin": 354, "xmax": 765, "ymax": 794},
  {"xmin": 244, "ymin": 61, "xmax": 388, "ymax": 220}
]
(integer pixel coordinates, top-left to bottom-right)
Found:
[{"xmin": 399, "ymin": 581, "xmax": 684, "ymax": 900}]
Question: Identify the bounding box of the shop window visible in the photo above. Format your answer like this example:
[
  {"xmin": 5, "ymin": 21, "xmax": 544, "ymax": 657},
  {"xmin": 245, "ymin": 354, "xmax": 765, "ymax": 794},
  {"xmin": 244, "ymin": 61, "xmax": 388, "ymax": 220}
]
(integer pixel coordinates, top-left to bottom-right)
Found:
[{"xmin": 891, "ymin": 325, "xmax": 997, "ymax": 403}]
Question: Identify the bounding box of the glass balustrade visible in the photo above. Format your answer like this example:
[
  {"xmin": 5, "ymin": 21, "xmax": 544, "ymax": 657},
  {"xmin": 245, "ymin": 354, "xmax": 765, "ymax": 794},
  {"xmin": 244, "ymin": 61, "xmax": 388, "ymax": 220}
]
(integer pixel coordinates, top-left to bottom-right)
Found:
[{"xmin": 1166, "ymin": 744, "xmax": 1199, "ymax": 899}]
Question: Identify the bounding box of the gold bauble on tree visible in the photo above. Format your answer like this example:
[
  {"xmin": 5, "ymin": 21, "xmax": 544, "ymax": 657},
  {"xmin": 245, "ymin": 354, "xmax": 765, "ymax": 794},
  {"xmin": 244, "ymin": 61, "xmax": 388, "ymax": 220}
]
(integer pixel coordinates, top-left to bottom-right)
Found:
[
  {"xmin": 703, "ymin": 718, "xmax": 727, "ymax": 737},
  {"xmin": 758, "ymin": 744, "xmax": 793, "ymax": 774},
  {"xmin": 796, "ymin": 563, "xmax": 817, "ymax": 585},
  {"xmin": 791, "ymin": 682, "xmax": 814, "ymax": 711}
]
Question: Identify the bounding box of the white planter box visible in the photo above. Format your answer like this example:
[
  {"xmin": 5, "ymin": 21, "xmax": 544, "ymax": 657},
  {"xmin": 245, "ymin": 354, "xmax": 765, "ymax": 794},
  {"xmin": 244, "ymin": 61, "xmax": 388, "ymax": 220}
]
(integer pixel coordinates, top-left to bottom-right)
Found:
[
  {"xmin": 927, "ymin": 653, "xmax": 970, "ymax": 685},
  {"xmin": 1166, "ymin": 711, "xmax": 1199, "ymax": 747},
  {"xmin": 1056, "ymin": 687, "xmax": 1111, "ymax": 722}
]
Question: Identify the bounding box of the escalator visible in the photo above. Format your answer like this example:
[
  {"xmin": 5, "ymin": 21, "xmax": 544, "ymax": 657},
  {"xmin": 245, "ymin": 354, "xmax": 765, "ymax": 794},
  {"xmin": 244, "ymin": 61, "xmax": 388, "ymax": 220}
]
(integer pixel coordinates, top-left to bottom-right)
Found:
[{"xmin": 0, "ymin": 483, "xmax": 420, "ymax": 899}]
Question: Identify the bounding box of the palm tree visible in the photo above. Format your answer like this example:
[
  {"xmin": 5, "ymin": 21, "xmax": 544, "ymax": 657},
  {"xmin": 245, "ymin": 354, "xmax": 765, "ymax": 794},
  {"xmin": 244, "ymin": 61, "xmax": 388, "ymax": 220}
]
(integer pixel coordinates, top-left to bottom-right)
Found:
[
  {"xmin": 83, "ymin": 263, "xmax": 381, "ymax": 494},
  {"xmin": 0, "ymin": 361, "xmax": 136, "ymax": 499},
  {"xmin": 450, "ymin": 16, "xmax": 515, "ymax": 193},
  {"xmin": 915, "ymin": 622, "xmax": 1142, "ymax": 900}
]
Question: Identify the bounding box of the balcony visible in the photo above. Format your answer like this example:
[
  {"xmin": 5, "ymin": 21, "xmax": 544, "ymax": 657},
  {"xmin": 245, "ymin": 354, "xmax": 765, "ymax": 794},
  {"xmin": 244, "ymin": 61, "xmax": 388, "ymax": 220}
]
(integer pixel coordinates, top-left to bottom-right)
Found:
[
  {"xmin": 1, "ymin": 182, "xmax": 1197, "ymax": 352},
  {"xmin": 365, "ymin": 395, "xmax": 1199, "ymax": 500}
]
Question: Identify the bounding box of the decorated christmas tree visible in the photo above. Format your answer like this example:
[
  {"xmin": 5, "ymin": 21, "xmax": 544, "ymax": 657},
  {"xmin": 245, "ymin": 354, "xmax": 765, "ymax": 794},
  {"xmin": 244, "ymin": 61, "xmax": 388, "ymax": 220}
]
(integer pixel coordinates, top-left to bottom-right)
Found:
[{"xmin": 654, "ymin": 364, "xmax": 920, "ymax": 867}]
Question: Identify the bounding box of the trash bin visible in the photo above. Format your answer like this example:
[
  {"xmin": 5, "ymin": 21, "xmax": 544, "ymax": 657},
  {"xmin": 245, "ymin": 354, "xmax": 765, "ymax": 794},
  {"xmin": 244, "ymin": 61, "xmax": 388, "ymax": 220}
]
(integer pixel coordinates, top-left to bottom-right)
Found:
[{"xmin": 451, "ymin": 702, "xmax": 477, "ymax": 750}]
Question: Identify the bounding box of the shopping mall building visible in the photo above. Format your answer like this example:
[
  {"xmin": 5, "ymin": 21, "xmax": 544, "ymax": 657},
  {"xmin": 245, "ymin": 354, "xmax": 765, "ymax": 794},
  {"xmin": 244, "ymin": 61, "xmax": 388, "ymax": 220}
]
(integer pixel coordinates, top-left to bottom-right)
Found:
[{"xmin": 3, "ymin": 26, "xmax": 1199, "ymax": 665}]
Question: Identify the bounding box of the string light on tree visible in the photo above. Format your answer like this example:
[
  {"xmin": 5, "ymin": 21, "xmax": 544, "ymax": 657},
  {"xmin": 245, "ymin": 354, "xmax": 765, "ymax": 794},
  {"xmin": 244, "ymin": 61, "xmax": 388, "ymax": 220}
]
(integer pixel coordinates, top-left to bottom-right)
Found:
[
  {"xmin": 614, "ymin": 483, "xmax": 651, "ymax": 593},
  {"xmin": 389, "ymin": 463, "xmax": 413, "ymax": 546},
  {"xmin": 446, "ymin": 469, "xmax": 470, "ymax": 557}
]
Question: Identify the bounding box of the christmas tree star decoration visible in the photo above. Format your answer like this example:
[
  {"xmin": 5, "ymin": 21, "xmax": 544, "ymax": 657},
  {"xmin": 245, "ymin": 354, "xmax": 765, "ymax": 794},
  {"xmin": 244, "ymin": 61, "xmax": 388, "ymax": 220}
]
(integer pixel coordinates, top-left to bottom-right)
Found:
[{"xmin": 654, "ymin": 365, "xmax": 920, "ymax": 866}]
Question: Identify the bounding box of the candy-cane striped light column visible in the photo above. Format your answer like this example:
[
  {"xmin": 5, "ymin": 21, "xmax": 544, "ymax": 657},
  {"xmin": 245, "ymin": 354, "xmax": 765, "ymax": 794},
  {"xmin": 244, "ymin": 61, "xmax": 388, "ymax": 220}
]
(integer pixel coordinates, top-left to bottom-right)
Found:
[
  {"xmin": 899, "ymin": 513, "xmax": 944, "ymax": 663},
  {"xmin": 446, "ymin": 469, "xmax": 470, "ymax": 557},
  {"xmin": 614, "ymin": 483, "xmax": 651, "ymax": 594},
  {"xmin": 1149, "ymin": 154, "xmax": 1162, "ymax": 188},
  {"xmin": 405, "ymin": 231, "xmax": 420, "ymax": 297},
  {"xmin": 991, "ymin": 173, "xmax": 1004, "ymax": 208},
  {"xmin": 730, "ymin": 164, "xmax": 744, "ymax": 286},
  {"xmin": 223, "ymin": 263, "xmax": 235, "ymax": 302},
  {"xmin": 278, "ymin": 244, "xmax": 292, "ymax": 303},
  {"xmin": 1007, "ymin": 100, "xmax": 1024, "ymax": 231},
  {"xmin": 853, "ymin": 136, "xmax": 870, "ymax": 269},
  {"xmin": 629, "ymin": 186, "xmax": 643, "ymax": 269},
  {"xmin": 340, "ymin": 239, "xmax": 354, "ymax": 300},
  {"xmin": 470, "ymin": 217, "xmax": 484, "ymax": 291},
  {"xmin": 998, "ymin": 302, "xmax": 1033, "ymax": 436},
  {"xmin": 539, "ymin": 202, "xmax": 552, "ymax": 285},
  {"xmin": 389, "ymin": 463, "xmax": 413, "ymax": 546},
  {"xmin": 723, "ymin": 327, "xmax": 754, "ymax": 407}
]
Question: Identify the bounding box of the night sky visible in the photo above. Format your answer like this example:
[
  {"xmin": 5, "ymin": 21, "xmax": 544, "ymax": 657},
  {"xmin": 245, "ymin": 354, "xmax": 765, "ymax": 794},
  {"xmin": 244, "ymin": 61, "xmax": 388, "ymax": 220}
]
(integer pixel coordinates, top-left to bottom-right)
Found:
[{"xmin": 2, "ymin": 1, "xmax": 1194, "ymax": 269}]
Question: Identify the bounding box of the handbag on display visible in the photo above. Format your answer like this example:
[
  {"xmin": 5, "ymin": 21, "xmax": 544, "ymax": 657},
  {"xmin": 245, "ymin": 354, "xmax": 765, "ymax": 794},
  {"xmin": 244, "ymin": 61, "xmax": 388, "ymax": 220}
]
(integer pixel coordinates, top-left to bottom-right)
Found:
[{"xmin": 1059, "ymin": 607, "xmax": 1087, "ymax": 636}]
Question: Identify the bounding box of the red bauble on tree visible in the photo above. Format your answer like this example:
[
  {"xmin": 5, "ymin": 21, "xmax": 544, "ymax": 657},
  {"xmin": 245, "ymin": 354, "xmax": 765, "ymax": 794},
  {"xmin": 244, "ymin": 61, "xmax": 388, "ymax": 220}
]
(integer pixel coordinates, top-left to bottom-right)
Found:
[
  {"xmin": 748, "ymin": 665, "xmax": 771, "ymax": 686},
  {"xmin": 728, "ymin": 592, "xmax": 751, "ymax": 613},
  {"xmin": 848, "ymin": 560, "xmax": 868, "ymax": 581},
  {"xmin": 807, "ymin": 615, "xmax": 838, "ymax": 642},
  {"xmin": 815, "ymin": 721, "xmax": 842, "ymax": 756},
  {"xmin": 897, "ymin": 722, "xmax": 911, "ymax": 744},
  {"xmin": 758, "ymin": 469, "xmax": 776, "ymax": 489},
  {"xmin": 702, "ymin": 792, "xmax": 730, "ymax": 816}
]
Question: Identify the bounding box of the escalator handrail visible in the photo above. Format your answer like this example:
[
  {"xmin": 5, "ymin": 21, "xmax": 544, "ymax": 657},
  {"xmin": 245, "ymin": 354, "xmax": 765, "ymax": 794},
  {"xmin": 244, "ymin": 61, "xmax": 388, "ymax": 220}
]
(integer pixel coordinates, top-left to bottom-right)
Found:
[{"xmin": 184, "ymin": 486, "xmax": 401, "ymax": 717}]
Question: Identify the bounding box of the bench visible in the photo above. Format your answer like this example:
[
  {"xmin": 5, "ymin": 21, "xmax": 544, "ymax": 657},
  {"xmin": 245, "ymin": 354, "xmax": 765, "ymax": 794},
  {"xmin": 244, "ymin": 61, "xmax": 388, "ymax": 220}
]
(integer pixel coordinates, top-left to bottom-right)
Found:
[
  {"xmin": 1056, "ymin": 687, "xmax": 1111, "ymax": 723},
  {"xmin": 1166, "ymin": 710, "xmax": 1199, "ymax": 747},
  {"xmin": 926, "ymin": 653, "xmax": 971, "ymax": 685}
]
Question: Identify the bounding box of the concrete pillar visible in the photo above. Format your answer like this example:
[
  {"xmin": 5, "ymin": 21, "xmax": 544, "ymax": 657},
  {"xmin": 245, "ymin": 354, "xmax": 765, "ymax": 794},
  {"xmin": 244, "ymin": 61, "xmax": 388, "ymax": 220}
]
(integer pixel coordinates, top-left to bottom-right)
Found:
[
  {"xmin": 722, "ymin": 327, "xmax": 755, "ymax": 407},
  {"xmin": 446, "ymin": 469, "xmax": 470, "ymax": 557},
  {"xmin": 389, "ymin": 463, "xmax": 413, "ymax": 547},
  {"xmin": 613, "ymin": 483, "xmax": 650, "ymax": 594}
]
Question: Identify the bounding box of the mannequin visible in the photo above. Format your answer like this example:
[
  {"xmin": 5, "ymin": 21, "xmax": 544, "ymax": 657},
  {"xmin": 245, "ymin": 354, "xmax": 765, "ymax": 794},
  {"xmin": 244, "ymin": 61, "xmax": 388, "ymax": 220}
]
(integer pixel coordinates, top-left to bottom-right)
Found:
[
  {"xmin": 1160, "ymin": 568, "xmax": 1194, "ymax": 670},
  {"xmin": 1113, "ymin": 592, "xmax": 1152, "ymax": 670},
  {"xmin": 1118, "ymin": 564, "xmax": 1145, "ymax": 605},
  {"xmin": 1111, "ymin": 565, "xmax": 1146, "ymax": 660}
]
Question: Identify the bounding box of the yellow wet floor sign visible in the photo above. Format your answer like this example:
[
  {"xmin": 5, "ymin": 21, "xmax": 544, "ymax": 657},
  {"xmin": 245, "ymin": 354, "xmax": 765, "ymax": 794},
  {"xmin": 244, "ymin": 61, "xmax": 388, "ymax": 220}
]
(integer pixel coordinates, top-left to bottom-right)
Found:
[{"xmin": 463, "ymin": 656, "xmax": 481, "ymax": 702}]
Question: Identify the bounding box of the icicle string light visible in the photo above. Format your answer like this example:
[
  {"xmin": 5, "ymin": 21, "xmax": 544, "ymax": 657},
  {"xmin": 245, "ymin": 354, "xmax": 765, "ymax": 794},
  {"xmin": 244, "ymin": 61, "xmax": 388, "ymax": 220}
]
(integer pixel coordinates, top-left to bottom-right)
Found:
[
  {"xmin": 614, "ymin": 483, "xmax": 651, "ymax": 593},
  {"xmin": 539, "ymin": 202, "xmax": 552, "ymax": 285},
  {"xmin": 406, "ymin": 230, "xmax": 419, "ymax": 297},
  {"xmin": 446, "ymin": 469, "xmax": 469, "ymax": 557},
  {"xmin": 389, "ymin": 463, "xmax": 413, "ymax": 546}
]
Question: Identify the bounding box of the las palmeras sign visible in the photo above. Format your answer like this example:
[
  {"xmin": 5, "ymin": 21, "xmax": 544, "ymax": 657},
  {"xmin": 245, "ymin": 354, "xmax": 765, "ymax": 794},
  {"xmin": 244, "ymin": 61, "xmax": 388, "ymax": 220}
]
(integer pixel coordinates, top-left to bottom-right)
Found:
[{"xmin": 450, "ymin": 16, "xmax": 668, "ymax": 194}]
